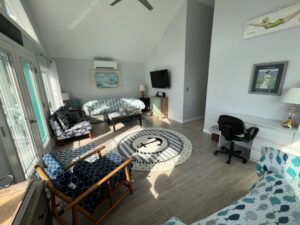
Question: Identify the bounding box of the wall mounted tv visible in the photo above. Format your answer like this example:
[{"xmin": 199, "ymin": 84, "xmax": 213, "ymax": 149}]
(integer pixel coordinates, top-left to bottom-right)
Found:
[{"xmin": 150, "ymin": 69, "xmax": 170, "ymax": 89}]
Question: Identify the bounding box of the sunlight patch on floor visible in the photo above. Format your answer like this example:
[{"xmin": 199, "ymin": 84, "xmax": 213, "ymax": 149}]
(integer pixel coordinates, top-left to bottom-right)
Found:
[{"xmin": 147, "ymin": 168, "xmax": 174, "ymax": 199}]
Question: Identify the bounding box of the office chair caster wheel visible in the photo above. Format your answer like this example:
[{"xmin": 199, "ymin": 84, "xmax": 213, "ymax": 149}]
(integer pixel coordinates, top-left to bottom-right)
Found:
[
  {"xmin": 214, "ymin": 151, "xmax": 218, "ymax": 155},
  {"xmin": 242, "ymin": 159, "xmax": 247, "ymax": 164}
]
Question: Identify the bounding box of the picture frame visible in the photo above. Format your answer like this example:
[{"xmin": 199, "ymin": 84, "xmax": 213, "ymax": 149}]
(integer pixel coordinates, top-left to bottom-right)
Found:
[
  {"xmin": 244, "ymin": 3, "xmax": 300, "ymax": 39},
  {"xmin": 90, "ymin": 68, "xmax": 121, "ymax": 90},
  {"xmin": 249, "ymin": 61, "xmax": 288, "ymax": 95}
]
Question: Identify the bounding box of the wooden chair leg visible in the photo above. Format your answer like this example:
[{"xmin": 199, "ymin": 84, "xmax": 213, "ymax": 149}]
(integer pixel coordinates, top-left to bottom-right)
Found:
[
  {"xmin": 51, "ymin": 194, "xmax": 67, "ymax": 225},
  {"xmin": 106, "ymin": 181, "xmax": 113, "ymax": 207},
  {"xmin": 88, "ymin": 132, "xmax": 93, "ymax": 139},
  {"xmin": 72, "ymin": 206, "xmax": 79, "ymax": 225},
  {"xmin": 125, "ymin": 167, "xmax": 133, "ymax": 194}
]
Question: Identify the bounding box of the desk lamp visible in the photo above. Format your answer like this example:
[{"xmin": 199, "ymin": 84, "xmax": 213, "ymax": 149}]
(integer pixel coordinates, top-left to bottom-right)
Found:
[{"xmin": 281, "ymin": 88, "xmax": 300, "ymax": 128}]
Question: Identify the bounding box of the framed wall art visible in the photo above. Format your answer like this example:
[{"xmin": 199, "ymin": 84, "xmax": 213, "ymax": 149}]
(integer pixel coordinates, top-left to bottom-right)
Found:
[
  {"xmin": 244, "ymin": 3, "xmax": 300, "ymax": 39},
  {"xmin": 90, "ymin": 68, "xmax": 121, "ymax": 90},
  {"xmin": 249, "ymin": 61, "xmax": 288, "ymax": 95}
]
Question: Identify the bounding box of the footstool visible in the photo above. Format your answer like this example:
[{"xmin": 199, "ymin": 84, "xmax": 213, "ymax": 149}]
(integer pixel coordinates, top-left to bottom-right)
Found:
[{"xmin": 107, "ymin": 110, "xmax": 142, "ymax": 132}]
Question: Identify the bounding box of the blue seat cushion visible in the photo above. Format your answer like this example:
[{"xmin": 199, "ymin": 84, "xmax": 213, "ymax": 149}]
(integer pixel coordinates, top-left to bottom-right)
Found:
[
  {"xmin": 42, "ymin": 153, "xmax": 104, "ymax": 213},
  {"xmin": 73, "ymin": 153, "xmax": 132, "ymax": 187}
]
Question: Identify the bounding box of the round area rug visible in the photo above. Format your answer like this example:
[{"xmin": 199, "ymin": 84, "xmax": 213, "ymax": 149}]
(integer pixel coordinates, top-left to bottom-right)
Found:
[{"xmin": 114, "ymin": 128, "xmax": 192, "ymax": 171}]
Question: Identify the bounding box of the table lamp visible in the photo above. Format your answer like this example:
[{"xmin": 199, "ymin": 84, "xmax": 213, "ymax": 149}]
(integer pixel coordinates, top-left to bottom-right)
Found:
[
  {"xmin": 139, "ymin": 85, "xmax": 146, "ymax": 98},
  {"xmin": 281, "ymin": 88, "xmax": 300, "ymax": 128},
  {"xmin": 62, "ymin": 93, "xmax": 70, "ymax": 106}
]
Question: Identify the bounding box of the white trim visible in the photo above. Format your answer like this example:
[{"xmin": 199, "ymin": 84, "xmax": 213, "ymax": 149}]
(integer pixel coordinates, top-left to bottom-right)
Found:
[
  {"xmin": 182, "ymin": 115, "xmax": 204, "ymax": 123},
  {"xmin": 170, "ymin": 118, "xmax": 184, "ymax": 123},
  {"xmin": 203, "ymin": 128, "xmax": 211, "ymax": 134}
]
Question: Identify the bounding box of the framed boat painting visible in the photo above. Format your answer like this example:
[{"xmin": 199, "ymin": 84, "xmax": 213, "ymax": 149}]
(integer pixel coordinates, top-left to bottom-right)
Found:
[
  {"xmin": 244, "ymin": 3, "xmax": 300, "ymax": 39},
  {"xmin": 90, "ymin": 68, "xmax": 122, "ymax": 90}
]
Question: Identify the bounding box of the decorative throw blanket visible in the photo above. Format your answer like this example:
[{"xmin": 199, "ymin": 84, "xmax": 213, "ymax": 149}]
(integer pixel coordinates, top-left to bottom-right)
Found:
[
  {"xmin": 163, "ymin": 148, "xmax": 300, "ymax": 225},
  {"xmin": 83, "ymin": 98, "xmax": 145, "ymax": 116}
]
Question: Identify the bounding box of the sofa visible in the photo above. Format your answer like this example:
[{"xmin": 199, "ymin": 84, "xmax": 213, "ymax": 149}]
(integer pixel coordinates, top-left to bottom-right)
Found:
[
  {"xmin": 49, "ymin": 107, "xmax": 92, "ymax": 142},
  {"xmin": 164, "ymin": 148, "xmax": 300, "ymax": 225},
  {"xmin": 83, "ymin": 98, "xmax": 145, "ymax": 123}
]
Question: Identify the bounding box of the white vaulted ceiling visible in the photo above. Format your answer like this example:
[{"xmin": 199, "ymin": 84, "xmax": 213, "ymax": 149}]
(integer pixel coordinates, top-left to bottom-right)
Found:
[{"xmin": 27, "ymin": 0, "xmax": 185, "ymax": 62}]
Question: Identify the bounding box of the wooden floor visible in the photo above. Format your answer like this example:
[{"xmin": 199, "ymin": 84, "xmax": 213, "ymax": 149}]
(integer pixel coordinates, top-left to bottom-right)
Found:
[{"xmin": 54, "ymin": 116, "xmax": 257, "ymax": 225}]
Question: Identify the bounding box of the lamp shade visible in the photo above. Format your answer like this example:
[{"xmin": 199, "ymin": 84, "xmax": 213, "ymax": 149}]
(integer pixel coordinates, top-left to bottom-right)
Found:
[
  {"xmin": 139, "ymin": 84, "xmax": 146, "ymax": 92},
  {"xmin": 62, "ymin": 93, "xmax": 70, "ymax": 101},
  {"xmin": 281, "ymin": 88, "xmax": 300, "ymax": 105}
]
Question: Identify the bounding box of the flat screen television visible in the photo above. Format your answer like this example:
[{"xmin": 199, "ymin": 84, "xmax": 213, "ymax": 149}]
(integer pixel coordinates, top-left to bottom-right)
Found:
[{"xmin": 150, "ymin": 69, "xmax": 170, "ymax": 88}]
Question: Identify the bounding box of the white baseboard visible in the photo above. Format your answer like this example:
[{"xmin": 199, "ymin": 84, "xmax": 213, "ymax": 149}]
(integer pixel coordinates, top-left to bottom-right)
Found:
[
  {"xmin": 182, "ymin": 115, "xmax": 204, "ymax": 123},
  {"xmin": 203, "ymin": 128, "xmax": 211, "ymax": 134},
  {"xmin": 167, "ymin": 116, "xmax": 204, "ymax": 124},
  {"xmin": 170, "ymin": 118, "xmax": 184, "ymax": 123}
]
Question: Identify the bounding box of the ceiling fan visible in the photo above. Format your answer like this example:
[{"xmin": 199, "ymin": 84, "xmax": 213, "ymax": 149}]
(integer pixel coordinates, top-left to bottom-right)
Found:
[{"xmin": 110, "ymin": 0, "xmax": 154, "ymax": 11}]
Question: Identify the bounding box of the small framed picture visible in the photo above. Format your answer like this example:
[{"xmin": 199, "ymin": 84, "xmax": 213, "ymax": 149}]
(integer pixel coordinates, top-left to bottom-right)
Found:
[{"xmin": 249, "ymin": 61, "xmax": 288, "ymax": 95}]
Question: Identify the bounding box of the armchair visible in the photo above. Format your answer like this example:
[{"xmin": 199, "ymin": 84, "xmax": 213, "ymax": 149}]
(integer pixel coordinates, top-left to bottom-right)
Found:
[
  {"xmin": 49, "ymin": 107, "xmax": 92, "ymax": 144},
  {"xmin": 35, "ymin": 145, "xmax": 133, "ymax": 225}
]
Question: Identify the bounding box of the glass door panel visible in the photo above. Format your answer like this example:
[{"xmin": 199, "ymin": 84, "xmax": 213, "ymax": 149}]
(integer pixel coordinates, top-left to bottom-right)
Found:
[
  {"xmin": 0, "ymin": 50, "xmax": 38, "ymax": 178},
  {"xmin": 21, "ymin": 59, "xmax": 48, "ymax": 144}
]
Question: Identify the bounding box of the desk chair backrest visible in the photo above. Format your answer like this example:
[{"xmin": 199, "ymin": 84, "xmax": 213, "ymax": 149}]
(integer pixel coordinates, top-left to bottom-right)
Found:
[{"xmin": 218, "ymin": 115, "xmax": 245, "ymax": 141}]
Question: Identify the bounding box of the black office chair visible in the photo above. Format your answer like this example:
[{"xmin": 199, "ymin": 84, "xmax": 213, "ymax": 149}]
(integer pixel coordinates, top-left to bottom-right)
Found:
[{"xmin": 214, "ymin": 115, "xmax": 259, "ymax": 164}]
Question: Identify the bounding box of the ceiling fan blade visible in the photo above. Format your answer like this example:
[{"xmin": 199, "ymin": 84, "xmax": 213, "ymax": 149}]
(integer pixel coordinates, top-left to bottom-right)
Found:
[
  {"xmin": 110, "ymin": 0, "xmax": 122, "ymax": 6},
  {"xmin": 138, "ymin": 0, "xmax": 153, "ymax": 10}
]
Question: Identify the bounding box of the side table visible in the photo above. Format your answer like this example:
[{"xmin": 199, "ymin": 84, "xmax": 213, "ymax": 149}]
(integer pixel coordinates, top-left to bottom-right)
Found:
[{"xmin": 139, "ymin": 97, "xmax": 150, "ymax": 112}]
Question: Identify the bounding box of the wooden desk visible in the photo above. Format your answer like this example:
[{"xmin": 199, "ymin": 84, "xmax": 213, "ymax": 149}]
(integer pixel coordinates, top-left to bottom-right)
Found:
[
  {"xmin": 0, "ymin": 181, "xmax": 52, "ymax": 225},
  {"xmin": 215, "ymin": 113, "xmax": 300, "ymax": 163}
]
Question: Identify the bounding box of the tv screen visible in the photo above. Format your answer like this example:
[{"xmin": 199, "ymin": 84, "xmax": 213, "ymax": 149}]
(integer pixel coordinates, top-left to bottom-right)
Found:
[{"xmin": 150, "ymin": 70, "xmax": 170, "ymax": 89}]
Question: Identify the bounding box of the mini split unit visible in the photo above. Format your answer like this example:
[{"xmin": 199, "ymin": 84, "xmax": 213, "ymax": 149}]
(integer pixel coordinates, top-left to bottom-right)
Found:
[{"xmin": 93, "ymin": 60, "xmax": 118, "ymax": 70}]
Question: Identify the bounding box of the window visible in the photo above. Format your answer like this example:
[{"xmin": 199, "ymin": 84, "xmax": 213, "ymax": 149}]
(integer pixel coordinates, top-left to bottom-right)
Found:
[
  {"xmin": 4, "ymin": 0, "xmax": 39, "ymax": 43},
  {"xmin": 41, "ymin": 62, "xmax": 64, "ymax": 113}
]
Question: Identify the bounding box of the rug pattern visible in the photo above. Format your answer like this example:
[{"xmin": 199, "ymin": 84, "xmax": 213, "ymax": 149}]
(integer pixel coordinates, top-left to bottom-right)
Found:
[{"xmin": 114, "ymin": 128, "xmax": 192, "ymax": 171}]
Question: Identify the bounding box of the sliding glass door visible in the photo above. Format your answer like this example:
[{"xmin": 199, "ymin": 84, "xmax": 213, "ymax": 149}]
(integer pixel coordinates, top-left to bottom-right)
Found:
[
  {"xmin": 21, "ymin": 59, "xmax": 49, "ymax": 145},
  {"xmin": 0, "ymin": 49, "xmax": 38, "ymax": 179}
]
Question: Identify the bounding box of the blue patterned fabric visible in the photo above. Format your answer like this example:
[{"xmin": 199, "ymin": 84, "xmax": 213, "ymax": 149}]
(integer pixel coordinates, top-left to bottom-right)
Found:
[
  {"xmin": 256, "ymin": 147, "xmax": 300, "ymax": 198},
  {"xmin": 192, "ymin": 173, "xmax": 300, "ymax": 225},
  {"xmin": 55, "ymin": 107, "xmax": 71, "ymax": 130},
  {"xmin": 256, "ymin": 147, "xmax": 288, "ymax": 177},
  {"xmin": 163, "ymin": 217, "xmax": 187, "ymax": 225},
  {"xmin": 41, "ymin": 153, "xmax": 105, "ymax": 213},
  {"xmin": 73, "ymin": 153, "xmax": 132, "ymax": 187},
  {"xmin": 83, "ymin": 98, "xmax": 145, "ymax": 116},
  {"xmin": 49, "ymin": 107, "xmax": 92, "ymax": 141},
  {"xmin": 165, "ymin": 149, "xmax": 300, "ymax": 225},
  {"xmin": 53, "ymin": 144, "xmax": 97, "ymax": 168}
]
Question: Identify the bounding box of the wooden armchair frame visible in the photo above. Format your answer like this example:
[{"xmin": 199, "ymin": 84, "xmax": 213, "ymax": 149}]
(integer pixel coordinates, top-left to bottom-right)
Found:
[{"xmin": 35, "ymin": 145, "xmax": 133, "ymax": 225}]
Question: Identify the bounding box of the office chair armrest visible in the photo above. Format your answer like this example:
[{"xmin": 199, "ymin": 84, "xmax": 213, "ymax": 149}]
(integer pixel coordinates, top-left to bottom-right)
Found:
[{"xmin": 245, "ymin": 127, "xmax": 259, "ymax": 140}]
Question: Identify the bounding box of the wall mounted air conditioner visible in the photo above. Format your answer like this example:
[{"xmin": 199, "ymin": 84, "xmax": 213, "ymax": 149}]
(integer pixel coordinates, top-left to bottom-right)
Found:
[{"xmin": 93, "ymin": 60, "xmax": 118, "ymax": 70}]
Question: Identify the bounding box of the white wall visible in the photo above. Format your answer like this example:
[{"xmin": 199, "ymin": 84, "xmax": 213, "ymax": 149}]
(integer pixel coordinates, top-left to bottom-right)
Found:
[
  {"xmin": 55, "ymin": 58, "xmax": 146, "ymax": 103},
  {"xmin": 145, "ymin": 1, "xmax": 187, "ymax": 122},
  {"xmin": 204, "ymin": 0, "xmax": 300, "ymax": 131},
  {"xmin": 183, "ymin": 0, "xmax": 213, "ymax": 122}
]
